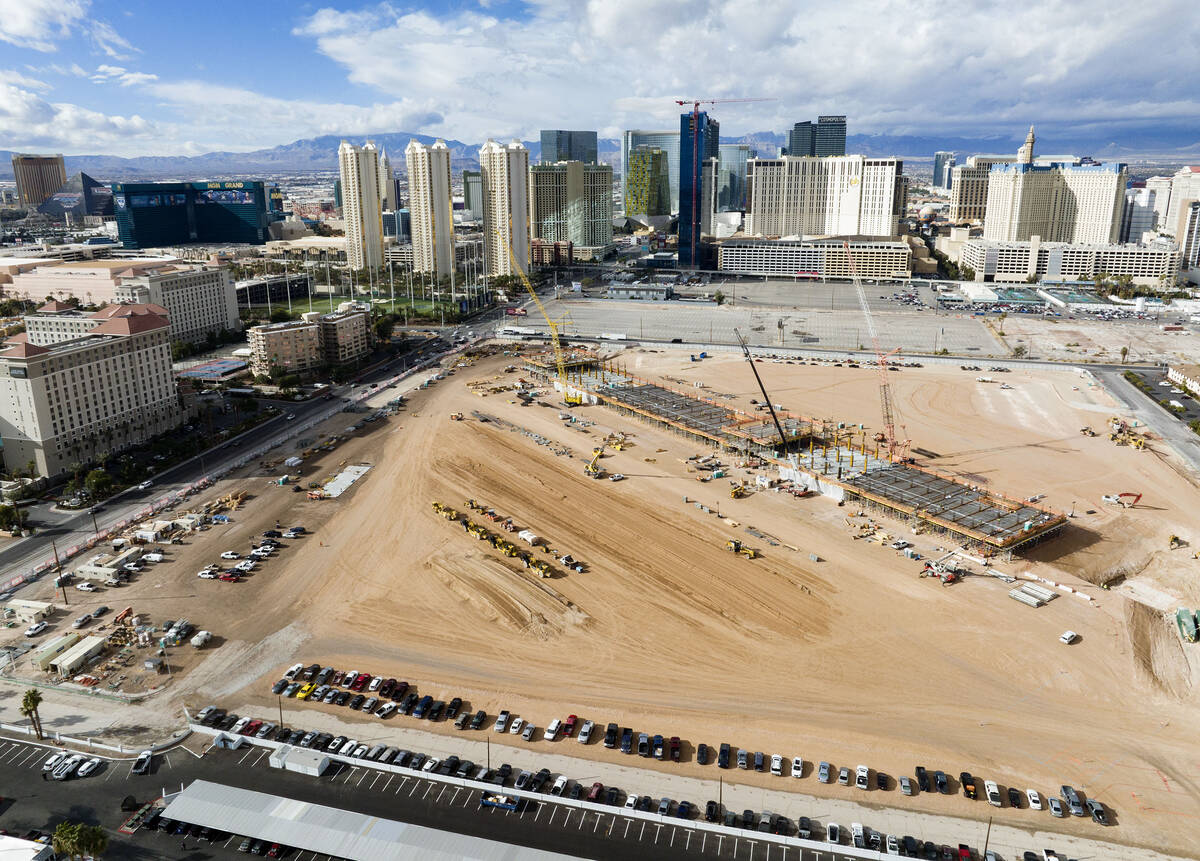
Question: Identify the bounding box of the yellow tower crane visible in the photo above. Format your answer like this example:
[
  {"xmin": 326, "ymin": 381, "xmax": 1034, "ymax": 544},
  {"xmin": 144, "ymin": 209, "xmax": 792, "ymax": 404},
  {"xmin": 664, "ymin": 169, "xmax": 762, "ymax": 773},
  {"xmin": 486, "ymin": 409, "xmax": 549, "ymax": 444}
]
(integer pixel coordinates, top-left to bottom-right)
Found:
[{"xmin": 505, "ymin": 243, "xmax": 581, "ymax": 405}]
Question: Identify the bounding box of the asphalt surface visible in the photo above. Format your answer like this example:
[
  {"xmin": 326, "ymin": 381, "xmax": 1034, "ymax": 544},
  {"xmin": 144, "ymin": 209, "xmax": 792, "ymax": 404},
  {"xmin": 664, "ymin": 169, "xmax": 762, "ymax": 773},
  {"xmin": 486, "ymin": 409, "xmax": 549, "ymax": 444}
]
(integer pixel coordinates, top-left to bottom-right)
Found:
[
  {"xmin": 0, "ymin": 339, "xmax": 448, "ymax": 595},
  {"xmin": 0, "ymin": 736, "xmax": 822, "ymax": 861}
]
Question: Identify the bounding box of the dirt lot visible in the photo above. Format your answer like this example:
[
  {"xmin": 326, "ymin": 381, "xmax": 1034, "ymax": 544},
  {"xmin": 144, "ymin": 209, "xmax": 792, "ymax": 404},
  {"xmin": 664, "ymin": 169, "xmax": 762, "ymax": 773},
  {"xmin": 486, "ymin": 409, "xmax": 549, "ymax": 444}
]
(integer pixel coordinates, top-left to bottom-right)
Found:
[
  {"xmin": 14, "ymin": 348, "xmax": 1200, "ymax": 854},
  {"xmin": 1002, "ymin": 314, "xmax": 1198, "ymax": 364}
]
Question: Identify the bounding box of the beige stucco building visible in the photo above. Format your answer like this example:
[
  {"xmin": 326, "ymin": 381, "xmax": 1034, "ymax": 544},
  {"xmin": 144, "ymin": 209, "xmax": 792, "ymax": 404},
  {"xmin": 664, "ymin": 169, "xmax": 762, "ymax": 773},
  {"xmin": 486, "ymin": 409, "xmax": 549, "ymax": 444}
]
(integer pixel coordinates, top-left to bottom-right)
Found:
[{"xmin": 0, "ymin": 304, "xmax": 182, "ymax": 478}]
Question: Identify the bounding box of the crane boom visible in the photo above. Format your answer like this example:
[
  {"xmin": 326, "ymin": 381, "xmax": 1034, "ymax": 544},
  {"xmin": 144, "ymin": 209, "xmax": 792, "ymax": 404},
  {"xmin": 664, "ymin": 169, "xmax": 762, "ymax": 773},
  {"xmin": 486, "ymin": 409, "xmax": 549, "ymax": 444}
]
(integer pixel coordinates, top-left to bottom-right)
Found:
[
  {"xmin": 506, "ymin": 244, "xmax": 579, "ymax": 405},
  {"xmin": 734, "ymin": 328, "xmax": 789, "ymax": 456},
  {"xmin": 843, "ymin": 241, "xmax": 907, "ymax": 460}
]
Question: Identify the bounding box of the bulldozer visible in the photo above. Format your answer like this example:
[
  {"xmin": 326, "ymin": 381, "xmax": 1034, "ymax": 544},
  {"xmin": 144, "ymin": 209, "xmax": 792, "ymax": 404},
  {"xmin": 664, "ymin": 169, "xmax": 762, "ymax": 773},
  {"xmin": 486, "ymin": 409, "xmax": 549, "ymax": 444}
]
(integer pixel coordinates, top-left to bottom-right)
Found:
[
  {"xmin": 725, "ymin": 539, "xmax": 758, "ymax": 559},
  {"xmin": 730, "ymin": 484, "xmax": 746, "ymax": 499},
  {"xmin": 450, "ymin": 412, "xmax": 465, "ymax": 421},
  {"xmin": 921, "ymin": 560, "xmax": 961, "ymax": 586},
  {"xmin": 1079, "ymin": 426, "xmax": 1096, "ymax": 437}
]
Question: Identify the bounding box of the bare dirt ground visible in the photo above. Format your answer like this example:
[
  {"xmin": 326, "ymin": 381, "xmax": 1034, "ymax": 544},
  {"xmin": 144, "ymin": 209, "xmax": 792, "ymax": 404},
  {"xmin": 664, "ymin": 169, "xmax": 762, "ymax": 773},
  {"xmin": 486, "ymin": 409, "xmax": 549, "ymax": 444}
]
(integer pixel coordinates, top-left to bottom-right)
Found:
[
  {"xmin": 13, "ymin": 349, "xmax": 1200, "ymax": 855},
  {"xmin": 1001, "ymin": 314, "xmax": 1197, "ymax": 364}
]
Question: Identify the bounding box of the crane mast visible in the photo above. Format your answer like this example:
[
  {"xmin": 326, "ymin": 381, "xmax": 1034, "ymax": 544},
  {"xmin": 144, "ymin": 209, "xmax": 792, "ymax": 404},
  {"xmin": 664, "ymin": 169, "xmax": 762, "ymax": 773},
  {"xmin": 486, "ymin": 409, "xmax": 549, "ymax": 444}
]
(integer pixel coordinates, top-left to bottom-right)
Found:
[
  {"xmin": 506, "ymin": 244, "xmax": 580, "ymax": 405},
  {"xmin": 843, "ymin": 241, "xmax": 908, "ymax": 461},
  {"xmin": 734, "ymin": 328, "xmax": 789, "ymax": 457}
]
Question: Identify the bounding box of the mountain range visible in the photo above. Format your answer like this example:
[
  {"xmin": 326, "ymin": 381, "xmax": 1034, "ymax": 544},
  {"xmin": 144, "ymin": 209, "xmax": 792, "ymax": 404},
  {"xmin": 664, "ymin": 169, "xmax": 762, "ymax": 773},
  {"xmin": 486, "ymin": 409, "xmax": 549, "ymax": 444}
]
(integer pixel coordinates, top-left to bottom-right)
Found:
[{"xmin": 2, "ymin": 129, "xmax": 1198, "ymax": 182}]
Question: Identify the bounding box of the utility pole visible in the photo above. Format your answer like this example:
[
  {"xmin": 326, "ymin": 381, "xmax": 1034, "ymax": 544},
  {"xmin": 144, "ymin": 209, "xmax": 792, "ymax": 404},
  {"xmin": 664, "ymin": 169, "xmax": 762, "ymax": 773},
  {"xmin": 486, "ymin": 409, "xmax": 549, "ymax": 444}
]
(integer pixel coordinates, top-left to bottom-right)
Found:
[{"xmin": 51, "ymin": 538, "xmax": 68, "ymax": 606}]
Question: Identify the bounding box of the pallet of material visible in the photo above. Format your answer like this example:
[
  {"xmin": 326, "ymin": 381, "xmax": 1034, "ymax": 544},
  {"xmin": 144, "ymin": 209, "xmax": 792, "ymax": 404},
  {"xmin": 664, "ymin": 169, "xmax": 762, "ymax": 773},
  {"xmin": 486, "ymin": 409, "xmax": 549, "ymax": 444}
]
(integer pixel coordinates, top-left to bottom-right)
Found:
[
  {"xmin": 1019, "ymin": 582, "xmax": 1058, "ymax": 603},
  {"xmin": 1009, "ymin": 588, "xmax": 1045, "ymax": 608}
]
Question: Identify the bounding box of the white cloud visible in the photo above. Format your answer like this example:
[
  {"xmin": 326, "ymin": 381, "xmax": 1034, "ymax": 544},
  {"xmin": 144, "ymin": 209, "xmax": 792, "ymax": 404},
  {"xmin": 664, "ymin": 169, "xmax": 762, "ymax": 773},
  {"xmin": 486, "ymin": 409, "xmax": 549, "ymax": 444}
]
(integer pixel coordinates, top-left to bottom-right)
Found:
[
  {"xmin": 1, "ymin": 69, "xmax": 52, "ymax": 92},
  {"xmin": 92, "ymin": 20, "xmax": 136, "ymax": 60},
  {"xmin": 289, "ymin": 0, "xmax": 1200, "ymax": 144},
  {"xmin": 0, "ymin": 0, "xmax": 89, "ymax": 52},
  {"xmin": 0, "ymin": 82, "xmax": 154, "ymax": 150},
  {"xmin": 90, "ymin": 64, "xmax": 158, "ymax": 86}
]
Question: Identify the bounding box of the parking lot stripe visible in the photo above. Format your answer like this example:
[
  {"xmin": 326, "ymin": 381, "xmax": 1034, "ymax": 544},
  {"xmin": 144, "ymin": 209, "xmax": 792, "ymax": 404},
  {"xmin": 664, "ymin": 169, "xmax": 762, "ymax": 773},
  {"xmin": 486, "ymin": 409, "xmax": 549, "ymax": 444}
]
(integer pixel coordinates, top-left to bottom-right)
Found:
[
  {"xmin": 449, "ymin": 788, "xmax": 459, "ymax": 805},
  {"xmin": 623, "ymin": 820, "xmax": 630, "ymax": 839},
  {"xmin": 593, "ymin": 814, "xmax": 602, "ymax": 834},
  {"xmin": 639, "ymin": 822, "xmax": 645, "ymax": 841},
  {"xmin": 395, "ymin": 776, "xmax": 408, "ymax": 794},
  {"xmin": 408, "ymin": 780, "xmax": 420, "ymax": 797},
  {"xmin": 421, "ymin": 783, "xmax": 434, "ymax": 800},
  {"xmin": 355, "ymin": 770, "xmax": 369, "ymax": 787},
  {"xmin": 369, "ymin": 773, "xmax": 381, "ymax": 789},
  {"xmin": 686, "ymin": 830, "xmax": 692, "ymax": 850},
  {"xmin": 577, "ymin": 812, "xmax": 585, "ymax": 831},
  {"xmin": 670, "ymin": 826, "xmax": 675, "ymax": 846},
  {"xmin": 547, "ymin": 807, "xmax": 556, "ymax": 826},
  {"xmin": 435, "ymin": 785, "xmax": 447, "ymax": 803},
  {"xmin": 251, "ymin": 749, "xmax": 269, "ymax": 766},
  {"xmin": 380, "ymin": 774, "xmax": 392, "ymax": 793},
  {"xmin": 18, "ymin": 749, "xmax": 39, "ymax": 766}
]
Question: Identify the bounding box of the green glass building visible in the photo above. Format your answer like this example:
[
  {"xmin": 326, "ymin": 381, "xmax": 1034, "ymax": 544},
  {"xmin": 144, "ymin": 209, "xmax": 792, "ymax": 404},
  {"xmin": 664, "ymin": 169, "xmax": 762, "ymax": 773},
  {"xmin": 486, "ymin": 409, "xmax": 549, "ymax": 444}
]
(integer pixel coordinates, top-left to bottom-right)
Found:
[{"xmin": 111, "ymin": 180, "xmax": 275, "ymax": 248}]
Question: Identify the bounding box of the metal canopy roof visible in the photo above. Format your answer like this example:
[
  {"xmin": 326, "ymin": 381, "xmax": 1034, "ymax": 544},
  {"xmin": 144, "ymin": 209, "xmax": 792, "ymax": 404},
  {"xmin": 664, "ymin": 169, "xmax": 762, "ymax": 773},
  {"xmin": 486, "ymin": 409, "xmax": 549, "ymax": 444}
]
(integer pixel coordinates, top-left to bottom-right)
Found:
[{"xmin": 161, "ymin": 779, "xmax": 582, "ymax": 861}]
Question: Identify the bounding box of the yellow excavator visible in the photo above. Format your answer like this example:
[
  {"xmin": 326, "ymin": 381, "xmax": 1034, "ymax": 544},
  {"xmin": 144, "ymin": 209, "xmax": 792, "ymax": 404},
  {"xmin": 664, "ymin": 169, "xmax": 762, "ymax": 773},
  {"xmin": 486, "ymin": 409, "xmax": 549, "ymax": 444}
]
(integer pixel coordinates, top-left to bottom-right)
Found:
[{"xmin": 584, "ymin": 445, "xmax": 606, "ymax": 479}]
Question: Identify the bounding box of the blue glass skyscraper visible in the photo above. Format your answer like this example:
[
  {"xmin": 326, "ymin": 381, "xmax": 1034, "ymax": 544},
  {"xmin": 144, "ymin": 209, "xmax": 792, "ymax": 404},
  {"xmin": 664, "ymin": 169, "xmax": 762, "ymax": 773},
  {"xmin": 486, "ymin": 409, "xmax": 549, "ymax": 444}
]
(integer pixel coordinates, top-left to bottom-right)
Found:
[{"xmin": 678, "ymin": 111, "xmax": 719, "ymax": 267}]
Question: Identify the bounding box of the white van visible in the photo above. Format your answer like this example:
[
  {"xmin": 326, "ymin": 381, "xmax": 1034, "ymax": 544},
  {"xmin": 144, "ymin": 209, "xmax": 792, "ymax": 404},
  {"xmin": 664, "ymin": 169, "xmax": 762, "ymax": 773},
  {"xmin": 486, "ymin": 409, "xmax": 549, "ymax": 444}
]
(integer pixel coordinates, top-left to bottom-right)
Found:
[{"xmin": 544, "ymin": 719, "xmax": 562, "ymax": 741}]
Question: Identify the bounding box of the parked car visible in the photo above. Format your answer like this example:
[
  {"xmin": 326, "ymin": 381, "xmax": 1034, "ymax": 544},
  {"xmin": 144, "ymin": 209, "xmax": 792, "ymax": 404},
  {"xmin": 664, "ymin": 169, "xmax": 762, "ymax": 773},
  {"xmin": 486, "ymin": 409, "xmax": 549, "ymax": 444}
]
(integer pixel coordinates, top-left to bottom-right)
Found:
[
  {"xmin": 935, "ymin": 771, "xmax": 949, "ymax": 793},
  {"xmin": 578, "ymin": 720, "xmax": 594, "ymax": 743},
  {"xmin": 900, "ymin": 775, "xmax": 914, "ymax": 795},
  {"xmin": 696, "ymin": 743, "xmax": 709, "ymax": 765},
  {"xmin": 856, "ymin": 764, "xmax": 869, "ymax": 789},
  {"xmin": 1048, "ymin": 797, "xmax": 1065, "ymax": 818},
  {"xmin": 916, "ymin": 765, "xmax": 930, "ymax": 792},
  {"xmin": 770, "ymin": 754, "xmax": 784, "ymax": 776},
  {"xmin": 1026, "ymin": 788, "xmax": 1043, "ymax": 810},
  {"xmin": 76, "ymin": 582, "xmax": 98, "ymax": 592},
  {"xmin": 131, "ymin": 750, "xmax": 152, "ymax": 775},
  {"xmin": 1086, "ymin": 799, "xmax": 1108, "ymax": 825},
  {"xmin": 818, "ymin": 761, "xmax": 831, "ymax": 783},
  {"xmin": 791, "ymin": 756, "xmax": 803, "ymax": 778},
  {"xmin": 470, "ymin": 709, "xmax": 487, "ymax": 730}
]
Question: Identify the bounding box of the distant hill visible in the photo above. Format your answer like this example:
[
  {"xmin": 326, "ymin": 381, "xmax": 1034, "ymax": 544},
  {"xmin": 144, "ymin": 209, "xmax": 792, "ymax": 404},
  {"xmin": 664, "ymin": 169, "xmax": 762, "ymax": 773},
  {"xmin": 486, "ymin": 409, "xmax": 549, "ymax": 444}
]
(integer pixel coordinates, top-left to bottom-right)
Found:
[{"xmin": 2, "ymin": 128, "xmax": 1197, "ymax": 182}]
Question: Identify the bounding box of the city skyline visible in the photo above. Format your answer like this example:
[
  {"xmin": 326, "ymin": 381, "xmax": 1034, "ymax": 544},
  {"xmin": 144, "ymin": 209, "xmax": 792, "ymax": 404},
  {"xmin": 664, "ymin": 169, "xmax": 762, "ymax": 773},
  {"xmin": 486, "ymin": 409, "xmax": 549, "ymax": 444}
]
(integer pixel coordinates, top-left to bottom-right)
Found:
[{"xmin": 0, "ymin": 0, "xmax": 1197, "ymax": 158}]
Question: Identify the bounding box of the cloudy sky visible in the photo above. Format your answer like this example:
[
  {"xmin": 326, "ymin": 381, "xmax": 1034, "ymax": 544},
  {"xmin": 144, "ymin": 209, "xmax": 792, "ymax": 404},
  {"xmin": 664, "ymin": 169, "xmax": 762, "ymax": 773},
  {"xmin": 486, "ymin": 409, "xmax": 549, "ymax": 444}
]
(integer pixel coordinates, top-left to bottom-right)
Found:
[{"xmin": 1, "ymin": 0, "xmax": 1197, "ymax": 156}]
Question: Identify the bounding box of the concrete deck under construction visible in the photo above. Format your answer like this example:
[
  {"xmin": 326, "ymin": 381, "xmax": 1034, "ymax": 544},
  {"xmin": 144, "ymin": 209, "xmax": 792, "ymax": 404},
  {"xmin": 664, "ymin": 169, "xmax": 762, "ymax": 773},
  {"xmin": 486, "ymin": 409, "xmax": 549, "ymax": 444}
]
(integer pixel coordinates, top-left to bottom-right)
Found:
[{"xmin": 523, "ymin": 351, "xmax": 1067, "ymax": 554}]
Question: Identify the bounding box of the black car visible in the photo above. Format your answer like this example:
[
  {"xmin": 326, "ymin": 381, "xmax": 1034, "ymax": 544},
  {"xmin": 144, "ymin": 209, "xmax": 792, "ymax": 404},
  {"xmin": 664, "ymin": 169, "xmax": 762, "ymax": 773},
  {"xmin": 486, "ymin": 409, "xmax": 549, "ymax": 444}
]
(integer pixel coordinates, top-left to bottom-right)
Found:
[
  {"xmin": 704, "ymin": 801, "xmax": 720, "ymax": 822},
  {"xmin": 202, "ymin": 709, "xmax": 226, "ymax": 727},
  {"xmin": 1008, "ymin": 787, "xmax": 1022, "ymax": 808},
  {"xmin": 567, "ymin": 781, "xmax": 584, "ymax": 800},
  {"xmin": 455, "ymin": 760, "xmax": 475, "ymax": 779},
  {"xmin": 408, "ymin": 754, "xmax": 426, "ymax": 771},
  {"xmin": 620, "ymin": 727, "xmax": 634, "ymax": 754},
  {"xmin": 335, "ymin": 690, "xmax": 351, "ymax": 706},
  {"xmin": 391, "ymin": 681, "xmax": 409, "ymax": 701},
  {"xmin": 348, "ymin": 694, "xmax": 366, "ymax": 710},
  {"xmin": 270, "ymin": 679, "xmax": 288, "ymax": 695},
  {"xmin": 313, "ymin": 733, "xmax": 333, "ymax": 750},
  {"xmin": 427, "ymin": 700, "xmax": 445, "ymax": 721},
  {"xmin": 156, "ymin": 817, "xmax": 174, "ymax": 833},
  {"xmin": 605, "ymin": 786, "xmax": 620, "ymax": 805},
  {"xmin": 771, "ymin": 814, "xmax": 788, "ymax": 835},
  {"xmin": 394, "ymin": 750, "xmax": 411, "ymax": 768},
  {"xmin": 495, "ymin": 763, "xmax": 512, "ymax": 784},
  {"xmin": 263, "ymin": 530, "xmax": 282, "ymax": 538},
  {"xmin": 603, "ymin": 722, "xmax": 619, "ymax": 749},
  {"xmin": 741, "ymin": 809, "xmax": 756, "ymax": 828},
  {"xmin": 935, "ymin": 770, "xmax": 949, "ymax": 794},
  {"xmin": 637, "ymin": 796, "xmax": 654, "ymax": 812},
  {"xmin": 718, "ymin": 743, "xmax": 731, "ymax": 769},
  {"xmin": 438, "ymin": 756, "xmax": 459, "ymax": 776},
  {"xmin": 940, "ymin": 846, "xmax": 954, "ymax": 861},
  {"xmin": 530, "ymin": 768, "xmax": 551, "ymax": 792},
  {"xmin": 413, "ymin": 695, "xmax": 432, "ymax": 718},
  {"xmin": 676, "ymin": 800, "xmax": 692, "ymax": 819},
  {"xmin": 923, "ymin": 842, "xmax": 937, "ymax": 861},
  {"xmin": 797, "ymin": 817, "xmax": 811, "ymax": 839},
  {"xmin": 696, "ymin": 743, "xmax": 709, "ymax": 765},
  {"xmin": 445, "ymin": 697, "xmax": 462, "ymax": 719},
  {"xmin": 876, "ymin": 771, "xmax": 888, "ymax": 790},
  {"xmin": 470, "ymin": 709, "xmax": 487, "ymax": 730},
  {"xmin": 400, "ymin": 692, "xmax": 419, "ymax": 714},
  {"xmin": 915, "ymin": 765, "xmax": 930, "ymax": 792}
]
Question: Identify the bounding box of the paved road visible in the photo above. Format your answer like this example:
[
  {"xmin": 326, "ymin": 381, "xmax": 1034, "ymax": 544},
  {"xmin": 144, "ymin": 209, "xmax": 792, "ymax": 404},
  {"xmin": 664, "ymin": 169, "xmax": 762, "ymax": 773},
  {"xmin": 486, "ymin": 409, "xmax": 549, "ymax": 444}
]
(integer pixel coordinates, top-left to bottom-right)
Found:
[
  {"xmin": 1093, "ymin": 367, "xmax": 1200, "ymax": 475},
  {"xmin": 0, "ymin": 340, "xmax": 449, "ymax": 595}
]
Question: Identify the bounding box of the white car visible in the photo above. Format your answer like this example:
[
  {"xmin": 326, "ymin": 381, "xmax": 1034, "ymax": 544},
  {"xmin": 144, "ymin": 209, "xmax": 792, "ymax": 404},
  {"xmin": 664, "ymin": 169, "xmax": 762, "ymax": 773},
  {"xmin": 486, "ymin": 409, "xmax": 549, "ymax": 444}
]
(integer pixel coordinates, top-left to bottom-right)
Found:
[
  {"xmin": 544, "ymin": 718, "xmax": 561, "ymax": 741},
  {"xmin": 235, "ymin": 560, "xmax": 256, "ymax": 572},
  {"xmin": 342, "ymin": 670, "xmax": 358, "ymax": 687},
  {"xmin": 791, "ymin": 756, "xmax": 804, "ymax": 778},
  {"xmin": 230, "ymin": 717, "xmax": 251, "ymax": 734},
  {"xmin": 142, "ymin": 553, "xmax": 164, "ymax": 563},
  {"xmin": 220, "ymin": 551, "xmax": 240, "ymax": 560},
  {"xmin": 286, "ymin": 413, "xmax": 296, "ymax": 420},
  {"xmin": 52, "ymin": 754, "xmax": 84, "ymax": 781},
  {"xmin": 24, "ymin": 621, "xmax": 48, "ymax": 637},
  {"xmin": 250, "ymin": 548, "xmax": 272, "ymax": 559},
  {"xmin": 197, "ymin": 570, "xmax": 218, "ymax": 579},
  {"xmin": 376, "ymin": 702, "xmax": 397, "ymax": 719},
  {"xmin": 770, "ymin": 754, "xmax": 784, "ymax": 775},
  {"xmin": 1026, "ymin": 788, "xmax": 1043, "ymax": 810},
  {"xmin": 422, "ymin": 758, "xmax": 439, "ymax": 773},
  {"xmin": 368, "ymin": 676, "xmax": 382, "ymax": 691},
  {"xmin": 578, "ymin": 720, "xmax": 594, "ymax": 743},
  {"xmin": 76, "ymin": 582, "xmax": 98, "ymax": 592},
  {"xmin": 984, "ymin": 779, "xmax": 1002, "ymax": 807},
  {"xmin": 137, "ymin": 481, "xmax": 152, "ymax": 490},
  {"xmin": 284, "ymin": 663, "xmax": 304, "ymax": 679},
  {"xmin": 76, "ymin": 757, "xmax": 102, "ymax": 778},
  {"xmin": 1059, "ymin": 630, "xmax": 1079, "ymax": 644},
  {"xmin": 42, "ymin": 752, "xmax": 65, "ymax": 771},
  {"xmin": 856, "ymin": 764, "xmax": 870, "ymax": 789},
  {"xmin": 283, "ymin": 530, "xmax": 303, "ymax": 539},
  {"xmin": 509, "ymin": 717, "xmax": 524, "ymax": 735}
]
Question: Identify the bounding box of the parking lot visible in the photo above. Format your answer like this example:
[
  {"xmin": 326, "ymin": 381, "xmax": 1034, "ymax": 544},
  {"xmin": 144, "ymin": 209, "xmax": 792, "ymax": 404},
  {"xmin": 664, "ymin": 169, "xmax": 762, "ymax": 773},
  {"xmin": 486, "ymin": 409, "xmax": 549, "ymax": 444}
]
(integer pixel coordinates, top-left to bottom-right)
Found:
[{"xmin": 0, "ymin": 735, "xmax": 809, "ymax": 860}]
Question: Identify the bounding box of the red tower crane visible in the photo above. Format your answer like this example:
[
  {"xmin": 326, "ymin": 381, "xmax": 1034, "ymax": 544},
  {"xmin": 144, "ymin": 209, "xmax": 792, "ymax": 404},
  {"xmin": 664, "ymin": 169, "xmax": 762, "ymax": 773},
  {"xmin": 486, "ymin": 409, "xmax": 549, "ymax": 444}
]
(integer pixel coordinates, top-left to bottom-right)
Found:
[
  {"xmin": 843, "ymin": 240, "xmax": 910, "ymax": 462},
  {"xmin": 673, "ymin": 97, "xmax": 773, "ymax": 268}
]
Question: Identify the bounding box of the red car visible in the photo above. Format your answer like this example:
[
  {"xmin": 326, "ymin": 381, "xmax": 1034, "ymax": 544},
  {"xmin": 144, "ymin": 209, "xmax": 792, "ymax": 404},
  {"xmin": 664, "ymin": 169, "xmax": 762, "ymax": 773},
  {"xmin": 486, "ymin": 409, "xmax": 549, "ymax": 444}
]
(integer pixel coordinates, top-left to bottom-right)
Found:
[
  {"xmin": 563, "ymin": 714, "xmax": 578, "ymax": 737},
  {"xmin": 391, "ymin": 681, "xmax": 409, "ymax": 701},
  {"xmin": 267, "ymin": 844, "xmax": 282, "ymax": 858},
  {"xmin": 330, "ymin": 671, "xmax": 345, "ymax": 685},
  {"xmin": 669, "ymin": 737, "xmax": 681, "ymax": 762},
  {"xmin": 218, "ymin": 573, "xmax": 240, "ymax": 582},
  {"xmin": 242, "ymin": 720, "xmax": 262, "ymax": 736},
  {"xmin": 379, "ymin": 678, "xmax": 396, "ymax": 698},
  {"xmin": 351, "ymin": 673, "xmax": 371, "ymax": 692}
]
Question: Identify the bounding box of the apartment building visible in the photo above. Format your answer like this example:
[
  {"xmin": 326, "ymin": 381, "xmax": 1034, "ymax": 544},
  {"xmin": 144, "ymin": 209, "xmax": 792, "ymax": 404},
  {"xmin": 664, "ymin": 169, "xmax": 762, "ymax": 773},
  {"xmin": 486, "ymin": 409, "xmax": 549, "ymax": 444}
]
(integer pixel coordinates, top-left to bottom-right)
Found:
[
  {"xmin": 745, "ymin": 156, "xmax": 906, "ymax": 238},
  {"xmin": 529, "ymin": 161, "xmax": 614, "ymax": 251},
  {"xmin": 248, "ymin": 311, "xmax": 371, "ymax": 377},
  {"xmin": 479, "ymin": 139, "xmax": 530, "ymax": 277},
  {"xmin": 958, "ymin": 237, "xmax": 1180, "ymax": 285},
  {"xmin": 113, "ymin": 264, "xmax": 239, "ymax": 346},
  {"xmin": 718, "ymin": 237, "xmax": 912, "ymax": 279},
  {"xmin": 405, "ymin": 140, "xmax": 455, "ymax": 276},
  {"xmin": 0, "ymin": 305, "xmax": 181, "ymax": 478},
  {"xmin": 338, "ymin": 141, "xmax": 384, "ymax": 270}
]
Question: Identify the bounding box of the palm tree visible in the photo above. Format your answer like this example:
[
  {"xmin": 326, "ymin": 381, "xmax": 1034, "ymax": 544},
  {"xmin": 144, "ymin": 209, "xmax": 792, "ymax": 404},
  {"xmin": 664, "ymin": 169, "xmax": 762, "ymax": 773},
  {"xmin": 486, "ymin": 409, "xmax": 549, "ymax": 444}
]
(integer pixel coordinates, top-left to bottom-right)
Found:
[
  {"xmin": 1120, "ymin": 346, "xmax": 1129, "ymax": 364},
  {"xmin": 52, "ymin": 821, "xmax": 81, "ymax": 859},
  {"xmin": 78, "ymin": 824, "xmax": 109, "ymax": 859},
  {"xmin": 20, "ymin": 688, "xmax": 44, "ymax": 740}
]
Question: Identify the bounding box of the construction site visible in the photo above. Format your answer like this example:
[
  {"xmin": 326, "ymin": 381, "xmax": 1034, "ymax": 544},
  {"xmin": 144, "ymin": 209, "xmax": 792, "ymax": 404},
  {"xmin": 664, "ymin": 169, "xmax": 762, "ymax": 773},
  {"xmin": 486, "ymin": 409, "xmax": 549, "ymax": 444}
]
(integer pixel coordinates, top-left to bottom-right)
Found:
[{"xmin": 5, "ymin": 258, "xmax": 1200, "ymax": 857}]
